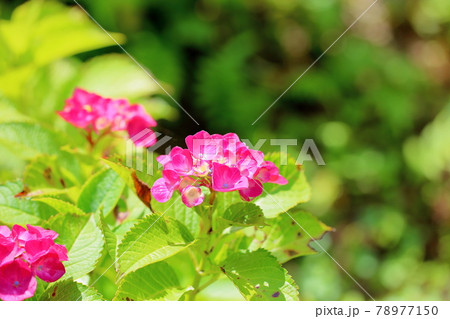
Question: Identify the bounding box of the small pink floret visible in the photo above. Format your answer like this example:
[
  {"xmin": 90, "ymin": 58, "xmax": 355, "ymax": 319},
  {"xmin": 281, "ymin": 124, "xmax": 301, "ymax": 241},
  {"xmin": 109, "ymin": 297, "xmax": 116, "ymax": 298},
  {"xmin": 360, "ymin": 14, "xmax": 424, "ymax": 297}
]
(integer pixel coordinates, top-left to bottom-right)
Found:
[{"xmin": 181, "ymin": 186, "xmax": 205, "ymax": 207}]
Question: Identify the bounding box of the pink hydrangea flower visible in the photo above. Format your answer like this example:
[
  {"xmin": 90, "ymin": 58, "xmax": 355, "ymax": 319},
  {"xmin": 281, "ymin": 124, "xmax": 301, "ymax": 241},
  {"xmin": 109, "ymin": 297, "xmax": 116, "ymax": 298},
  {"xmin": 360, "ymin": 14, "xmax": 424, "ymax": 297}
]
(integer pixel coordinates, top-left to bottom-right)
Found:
[
  {"xmin": 151, "ymin": 131, "xmax": 287, "ymax": 207},
  {"xmin": 0, "ymin": 225, "xmax": 68, "ymax": 301},
  {"xmin": 58, "ymin": 88, "xmax": 157, "ymax": 147}
]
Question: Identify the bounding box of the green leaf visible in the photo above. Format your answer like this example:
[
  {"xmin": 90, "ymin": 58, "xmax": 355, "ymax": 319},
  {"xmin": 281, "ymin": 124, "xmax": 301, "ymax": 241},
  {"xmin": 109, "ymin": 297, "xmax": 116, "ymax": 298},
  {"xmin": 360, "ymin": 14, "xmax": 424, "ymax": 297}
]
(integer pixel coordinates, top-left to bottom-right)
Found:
[
  {"xmin": 103, "ymin": 158, "xmax": 158, "ymax": 213},
  {"xmin": 77, "ymin": 168, "xmax": 125, "ymax": 215},
  {"xmin": 216, "ymin": 202, "xmax": 266, "ymax": 231},
  {"xmin": 280, "ymin": 270, "xmax": 301, "ymax": 301},
  {"xmin": 209, "ymin": 232, "xmax": 251, "ymax": 266},
  {"xmin": 20, "ymin": 59, "xmax": 80, "ymax": 123},
  {"xmin": 152, "ymin": 195, "xmax": 201, "ymax": 237},
  {"xmin": 0, "ymin": 180, "xmax": 57, "ymax": 226},
  {"xmin": 113, "ymin": 220, "xmax": 140, "ymax": 246},
  {"xmin": 214, "ymin": 191, "xmax": 242, "ymax": 214},
  {"xmin": 23, "ymin": 155, "xmax": 67, "ymax": 190},
  {"xmin": 22, "ymin": 151, "xmax": 86, "ymax": 193},
  {"xmin": 102, "ymin": 158, "xmax": 134, "ymax": 189},
  {"xmin": 114, "ymin": 262, "xmax": 184, "ymax": 301},
  {"xmin": 45, "ymin": 213, "xmax": 104, "ymax": 280},
  {"xmin": 221, "ymin": 249, "xmax": 299, "ymax": 301},
  {"xmin": 0, "ymin": 1, "xmax": 125, "ymax": 99},
  {"xmin": 117, "ymin": 215, "xmax": 195, "ymax": 277},
  {"xmin": 247, "ymin": 210, "xmax": 333, "ymax": 263},
  {"xmin": 33, "ymin": 197, "xmax": 85, "ymax": 216},
  {"xmin": 33, "ymin": 12, "xmax": 125, "ymax": 66},
  {"xmin": 77, "ymin": 54, "xmax": 161, "ymax": 99},
  {"xmin": 0, "ymin": 95, "xmax": 31, "ymax": 123},
  {"xmin": 96, "ymin": 212, "xmax": 117, "ymax": 261},
  {"xmin": 39, "ymin": 279, "xmax": 103, "ymax": 301},
  {"xmin": 255, "ymin": 153, "xmax": 311, "ymax": 218},
  {"xmin": 0, "ymin": 122, "xmax": 63, "ymax": 159}
]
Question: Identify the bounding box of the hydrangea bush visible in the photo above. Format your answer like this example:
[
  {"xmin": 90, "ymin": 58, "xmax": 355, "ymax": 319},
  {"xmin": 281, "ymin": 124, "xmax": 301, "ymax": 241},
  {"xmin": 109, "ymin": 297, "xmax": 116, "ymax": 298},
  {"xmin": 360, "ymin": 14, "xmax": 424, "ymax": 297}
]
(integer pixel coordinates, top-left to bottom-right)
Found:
[{"xmin": 0, "ymin": 85, "xmax": 332, "ymax": 300}]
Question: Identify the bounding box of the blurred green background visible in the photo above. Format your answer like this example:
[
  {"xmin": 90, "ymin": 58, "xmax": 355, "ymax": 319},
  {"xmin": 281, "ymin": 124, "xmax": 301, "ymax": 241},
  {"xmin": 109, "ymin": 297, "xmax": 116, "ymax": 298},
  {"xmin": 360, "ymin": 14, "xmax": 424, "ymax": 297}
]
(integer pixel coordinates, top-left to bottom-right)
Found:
[{"xmin": 0, "ymin": 0, "xmax": 449, "ymax": 300}]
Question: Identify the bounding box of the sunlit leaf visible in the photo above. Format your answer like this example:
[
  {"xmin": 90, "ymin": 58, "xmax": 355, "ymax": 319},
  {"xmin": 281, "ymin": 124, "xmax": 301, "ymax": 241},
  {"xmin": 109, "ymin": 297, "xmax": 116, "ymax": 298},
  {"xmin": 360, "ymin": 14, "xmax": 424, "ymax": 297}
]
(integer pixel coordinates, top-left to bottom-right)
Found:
[
  {"xmin": 39, "ymin": 279, "xmax": 103, "ymax": 301},
  {"xmin": 0, "ymin": 1, "xmax": 125, "ymax": 99},
  {"xmin": 221, "ymin": 249, "xmax": 299, "ymax": 301},
  {"xmin": 247, "ymin": 210, "xmax": 333, "ymax": 263},
  {"xmin": 0, "ymin": 180, "xmax": 57, "ymax": 226},
  {"xmin": 0, "ymin": 122, "xmax": 63, "ymax": 159},
  {"xmin": 117, "ymin": 215, "xmax": 195, "ymax": 277},
  {"xmin": 33, "ymin": 197, "xmax": 85, "ymax": 216},
  {"xmin": 255, "ymin": 153, "xmax": 311, "ymax": 218},
  {"xmin": 77, "ymin": 168, "xmax": 125, "ymax": 215},
  {"xmin": 215, "ymin": 202, "xmax": 266, "ymax": 231},
  {"xmin": 23, "ymin": 155, "xmax": 68, "ymax": 190},
  {"xmin": 45, "ymin": 212, "xmax": 104, "ymax": 280},
  {"xmin": 77, "ymin": 54, "xmax": 161, "ymax": 99},
  {"xmin": 96, "ymin": 212, "xmax": 117, "ymax": 261},
  {"xmin": 114, "ymin": 262, "xmax": 184, "ymax": 301},
  {"xmin": 152, "ymin": 196, "xmax": 201, "ymax": 237}
]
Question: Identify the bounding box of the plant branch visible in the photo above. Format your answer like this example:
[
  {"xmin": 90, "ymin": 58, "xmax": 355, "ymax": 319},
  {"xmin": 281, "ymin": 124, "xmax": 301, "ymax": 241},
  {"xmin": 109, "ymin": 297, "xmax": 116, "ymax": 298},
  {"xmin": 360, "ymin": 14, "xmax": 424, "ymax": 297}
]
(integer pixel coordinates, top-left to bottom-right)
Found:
[{"xmin": 187, "ymin": 191, "xmax": 219, "ymax": 300}]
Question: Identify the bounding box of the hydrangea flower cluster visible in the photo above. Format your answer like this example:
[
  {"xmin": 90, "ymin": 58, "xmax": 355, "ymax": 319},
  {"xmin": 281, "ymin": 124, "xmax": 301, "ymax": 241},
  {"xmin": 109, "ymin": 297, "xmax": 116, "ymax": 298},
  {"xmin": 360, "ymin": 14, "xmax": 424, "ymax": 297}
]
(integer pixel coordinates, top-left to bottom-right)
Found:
[
  {"xmin": 0, "ymin": 225, "xmax": 68, "ymax": 301},
  {"xmin": 58, "ymin": 88, "xmax": 157, "ymax": 147},
  {"xmin": 151, "ymin": 131, "xmax": 287, "ymax": 207}
]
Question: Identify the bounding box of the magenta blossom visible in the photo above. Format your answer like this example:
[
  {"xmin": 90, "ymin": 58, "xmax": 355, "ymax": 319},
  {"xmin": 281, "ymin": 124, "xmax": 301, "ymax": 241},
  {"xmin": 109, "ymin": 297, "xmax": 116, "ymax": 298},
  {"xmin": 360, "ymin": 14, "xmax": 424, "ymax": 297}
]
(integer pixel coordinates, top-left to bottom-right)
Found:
[
  {"xmin": 0, "ymin": 259, "xmax": 37, "ymax": 301},
  {"xmin": 151, "ymin": 131, "xmax": 287, "ymax": 207},
  {"xmin": 0, "ymin": 225, "xmax": 68, "ymax": 301},
  {"xmin": 181, "ymin": 186, "xmax": 205, "ymax": 207},
  {"xmin": 58, "ymin": 88, "xmax": 157, "ymax": 147}
]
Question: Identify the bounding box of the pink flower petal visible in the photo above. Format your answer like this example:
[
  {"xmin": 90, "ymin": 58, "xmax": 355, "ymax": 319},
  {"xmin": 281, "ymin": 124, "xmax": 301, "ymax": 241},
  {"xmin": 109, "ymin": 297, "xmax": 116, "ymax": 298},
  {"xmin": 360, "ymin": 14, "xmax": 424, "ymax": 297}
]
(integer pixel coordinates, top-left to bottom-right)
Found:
[
  {"xmin": 0, "ymin": 226, "xmax": 11, "ymax": 238},
  {"xmin": 127, "ymin": 115, "xmax": 157, "ymax": 147},
  {"xmin": 239, "ymin": 179, "xmax": 263, "ymax": 201},
  {"xmin": 255, "ymin": 161, "xmax": 288, "ymax": 185},
  {"xmin": 124, "ymin": 104, "xmax": 157, "ymax": 127},
  {"xmin": 151, "ymin": 178, "xmax": 175, "ymax": 203},
  {"xmin": 0, "ymin": 259, "xmax": 37, "ymax": 301},
  {"xmin": 49, "ymin": 244, "xmax": 69, "ymax": 262},
  {"xmin": 212, "ymin": 163, "xmax": 249, "ymax": 192},
  {"xmin": 186, "ymin": 130, "xmax": 224, "ymax": 160},
  {"xmin": 26, "ymin": 225, "xmax": 58, "ymax": 240},
  {"xmin": 0, "ymin": 237, "xmax": 18, "ymax": 267},
  {"xmin": 156, "ymin": 154, "xmax": 171, "ymax": 166},
  {"xmin": 31, "ymin": 253, "xmax": 66, "ymax": 283},
  {"xmin": 168, "ymin": 151, "xmax": 193, "ymax": 175},
  {"xmin": 11, "ymin": 225, "xmax": 33, "ymax": 245},
  {"xmin": 23, "ymin": 239, "xmax": 54, "ymax": 263}
]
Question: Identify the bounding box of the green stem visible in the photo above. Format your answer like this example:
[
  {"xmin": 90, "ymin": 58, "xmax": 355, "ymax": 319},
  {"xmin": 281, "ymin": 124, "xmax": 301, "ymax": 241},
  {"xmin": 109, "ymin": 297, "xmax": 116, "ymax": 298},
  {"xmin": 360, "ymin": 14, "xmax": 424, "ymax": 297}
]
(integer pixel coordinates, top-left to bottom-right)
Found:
[
  {"xmin": 86, "ymin": 130, "xmax": 95, "ymax": 151},
  {"xmin": 187, "ymin": 272, "xmax": 203, "ymax": 301},
  {"xmin": 198, "ymin": 274, "xmax": 220, "ymax": 291},
  {"xmin": 187, "ymin": 190, "xmax": 218, "ymax": 300}
]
